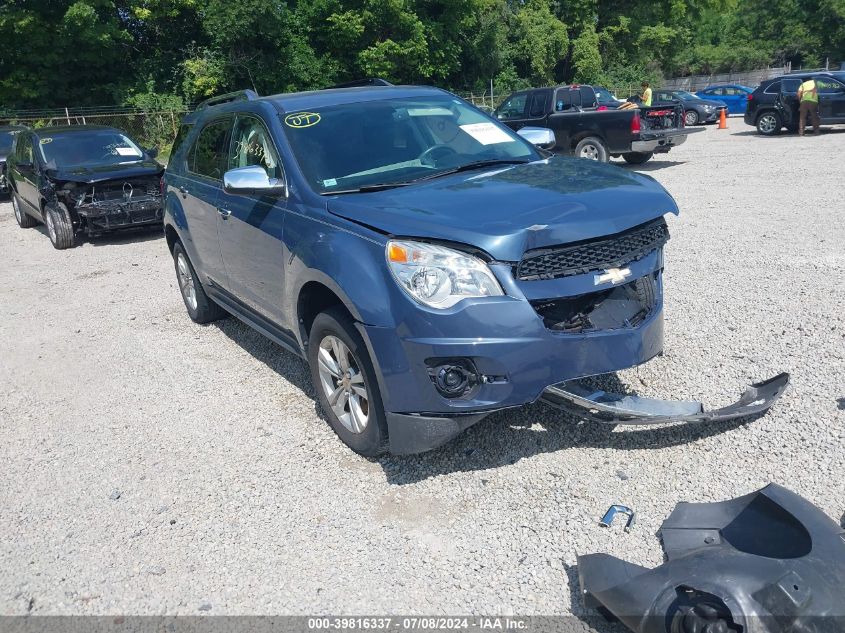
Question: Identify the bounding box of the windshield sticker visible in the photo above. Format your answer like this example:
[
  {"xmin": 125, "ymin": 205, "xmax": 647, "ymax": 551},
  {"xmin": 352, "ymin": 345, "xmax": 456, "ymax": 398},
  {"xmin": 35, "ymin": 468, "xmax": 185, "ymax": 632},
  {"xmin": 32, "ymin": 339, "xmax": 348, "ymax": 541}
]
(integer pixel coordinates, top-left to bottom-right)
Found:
[
  {"xmin": 407, "ymin": 107, "xmax": 454, "ymax": 117},
  {"xmin": 115, "ymin": 147, "xmax": 141, "ymax": 156},
  {"xmin": 322, "ymin": 178, "xmax": 337, "ymax": 187},
  {"xmin": 459, "ymin": 122, "xmax": 513, "ymax": 145},
  {"xmin": 39, "ymin": 138, "xmax": 53, "ymax": 144},
  {"xmin": 285, "ymin": 112, "xmax": 321, "ymax": 128}
]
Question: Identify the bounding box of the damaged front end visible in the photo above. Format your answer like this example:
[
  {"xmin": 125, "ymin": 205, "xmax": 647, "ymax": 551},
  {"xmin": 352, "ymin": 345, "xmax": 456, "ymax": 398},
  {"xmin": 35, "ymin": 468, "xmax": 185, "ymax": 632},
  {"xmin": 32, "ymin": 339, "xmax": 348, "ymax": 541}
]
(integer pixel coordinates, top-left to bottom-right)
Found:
[
  {"xmin": 578, "ymin": 484, "xmax": 845, "ymax": 633},
  {"xmin": 61, "ymin": 177, "xmax": 163, "ymax": 234}
]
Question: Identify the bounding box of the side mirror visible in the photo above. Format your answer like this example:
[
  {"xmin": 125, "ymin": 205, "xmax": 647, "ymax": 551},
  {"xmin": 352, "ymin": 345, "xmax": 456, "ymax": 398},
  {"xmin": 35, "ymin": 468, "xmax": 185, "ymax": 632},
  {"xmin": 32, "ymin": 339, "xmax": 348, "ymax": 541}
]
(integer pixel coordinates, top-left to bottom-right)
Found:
[
  {"xmin": 517, "ymin": 127, "xmax": 556, "ymax": 149},
  {"xmin": 223, "ymin": 165, "xmax": 286, "ymax": 197},
  {"xmin": 145, "ymin": 146, "xmax": 159, "ymax": 159}
]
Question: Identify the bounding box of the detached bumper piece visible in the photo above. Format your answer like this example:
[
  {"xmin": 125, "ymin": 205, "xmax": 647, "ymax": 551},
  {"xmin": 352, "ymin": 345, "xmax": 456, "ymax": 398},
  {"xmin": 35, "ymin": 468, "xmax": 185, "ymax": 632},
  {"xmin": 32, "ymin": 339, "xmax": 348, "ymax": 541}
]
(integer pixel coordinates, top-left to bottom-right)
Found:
[
  {"xmin": 542, "ymin": 372, "xmax": 789, "ymax": 426},
  {"xmin": 577, "ymin": 484, "xmax": 845, "ymax": 632}
]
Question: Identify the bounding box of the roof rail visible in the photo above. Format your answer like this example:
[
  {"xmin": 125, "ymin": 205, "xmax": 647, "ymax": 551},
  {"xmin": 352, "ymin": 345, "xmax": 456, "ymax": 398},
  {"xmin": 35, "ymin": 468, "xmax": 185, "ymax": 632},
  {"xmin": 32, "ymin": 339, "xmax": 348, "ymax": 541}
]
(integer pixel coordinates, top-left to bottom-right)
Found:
[
  {"xmin": 196, "ymin": 89, "xmax": 259, "ymax": 110},
  {"xmin": 326, "ymin": 78, "xmax": 394, "ymax": 89}
]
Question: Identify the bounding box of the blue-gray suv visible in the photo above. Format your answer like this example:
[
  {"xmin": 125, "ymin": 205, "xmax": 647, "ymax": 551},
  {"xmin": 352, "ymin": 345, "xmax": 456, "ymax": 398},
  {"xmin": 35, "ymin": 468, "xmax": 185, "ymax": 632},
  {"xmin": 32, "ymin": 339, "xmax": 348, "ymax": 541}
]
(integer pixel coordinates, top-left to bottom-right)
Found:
[{"xmin": 163, "ymin": 85, "xmax": 787, "ymax": 456}]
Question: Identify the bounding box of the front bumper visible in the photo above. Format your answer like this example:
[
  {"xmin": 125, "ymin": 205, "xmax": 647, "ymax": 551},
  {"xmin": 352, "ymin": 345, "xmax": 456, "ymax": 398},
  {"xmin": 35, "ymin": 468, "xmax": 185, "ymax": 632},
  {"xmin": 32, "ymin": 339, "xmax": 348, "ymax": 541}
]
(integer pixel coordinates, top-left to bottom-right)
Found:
[
  {"xmin": 367, "ymin": 252, "xmax": 670, "ymax": 453},
  {"xmin": 76, "ymin": 197, "xmax": 163, "ymax": 233}
]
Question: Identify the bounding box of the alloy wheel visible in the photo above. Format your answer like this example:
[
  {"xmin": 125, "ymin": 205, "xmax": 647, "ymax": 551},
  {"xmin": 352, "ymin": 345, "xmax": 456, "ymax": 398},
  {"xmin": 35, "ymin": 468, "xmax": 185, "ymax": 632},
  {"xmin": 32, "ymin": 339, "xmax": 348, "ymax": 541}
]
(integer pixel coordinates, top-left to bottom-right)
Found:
[
  {"xmin": 579, "ymin": 144, "xmax": 600, "ymax": 160},
  {"xmin": 758, "ymin": 114, "xmax": 777, "ymax": 134},
  {"xmin": 317, "ymin": 335, "xmax": 369, "ymax": 434},
  {"xmin": 176, "ymin": 252, "xmax": 198, "ymax": 311},
  {"xmin": 684, "ymin": 110, "xmax": 698, "ymax": 126}
]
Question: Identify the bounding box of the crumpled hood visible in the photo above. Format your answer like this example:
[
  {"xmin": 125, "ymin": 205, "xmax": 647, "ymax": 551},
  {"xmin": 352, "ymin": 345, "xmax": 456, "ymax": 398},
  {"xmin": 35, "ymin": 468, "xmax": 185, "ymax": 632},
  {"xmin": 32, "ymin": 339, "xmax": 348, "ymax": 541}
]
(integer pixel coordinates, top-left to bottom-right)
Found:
[
  {"xmin": 327, "ymin": 156, "xmax": 678, "ymax": 262},
  {"xmin": 46, "ymin": 160, "xmax": 163, "ymax": 185}
]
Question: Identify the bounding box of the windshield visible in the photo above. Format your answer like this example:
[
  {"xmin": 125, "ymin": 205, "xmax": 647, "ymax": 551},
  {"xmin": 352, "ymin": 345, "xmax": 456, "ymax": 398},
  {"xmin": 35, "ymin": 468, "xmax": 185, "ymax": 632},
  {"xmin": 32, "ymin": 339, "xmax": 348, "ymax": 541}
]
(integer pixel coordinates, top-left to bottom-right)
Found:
[
  {"xmin": 674, "ymin": 91, "xmax": 699, "ymax": 101},
  {"xmin": 38, "ymin": 130, "xmax": 146, "ymax": 169},
  {"xmin": 282, "ymin": 95, "xmax": 537, "ymax": 193},
  {"xmin": 0, "ymin": 131, "xmax": 19, "ymax": 153}
]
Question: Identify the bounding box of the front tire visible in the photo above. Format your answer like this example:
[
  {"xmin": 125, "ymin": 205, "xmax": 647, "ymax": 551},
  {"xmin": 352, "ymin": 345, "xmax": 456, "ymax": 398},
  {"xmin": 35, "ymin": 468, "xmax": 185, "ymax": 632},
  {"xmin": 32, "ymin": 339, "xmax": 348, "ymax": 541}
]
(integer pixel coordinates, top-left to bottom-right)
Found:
[
  {"xmin": 756, "ymin": 111, "xmax": 781, "ymax": 136},
  {"xmin": 684, "ymin": 110, "xmax": 699, "ymax": 126},
  {"xmin": 574, "ymin": 137, "xmax": 609, "ymax": 162},
  {"xmin": 12, "ymin": 192, "xmax": 37, "ymax": 228},
  {"xmin": 622, "ymin": 151, "xmax": 654, "ymax": 165},
  {"xmin": 172, "ymin": 241, "xmax": 226, "ymax": 324},
  {"xmin": 45, "ymin": 202, "xmax": 75, "ymax": 249},
  {"xmin": 308, "ymin": 308, "xmax": 388, "ymax": 456}
]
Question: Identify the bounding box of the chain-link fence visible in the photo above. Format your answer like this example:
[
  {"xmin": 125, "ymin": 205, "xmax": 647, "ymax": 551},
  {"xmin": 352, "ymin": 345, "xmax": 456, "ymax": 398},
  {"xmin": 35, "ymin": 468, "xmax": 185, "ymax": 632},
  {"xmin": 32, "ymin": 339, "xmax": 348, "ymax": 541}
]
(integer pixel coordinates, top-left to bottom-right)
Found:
[{"xmin": 0, "ymin": 108, "xmax": 190, "ymax": 161}]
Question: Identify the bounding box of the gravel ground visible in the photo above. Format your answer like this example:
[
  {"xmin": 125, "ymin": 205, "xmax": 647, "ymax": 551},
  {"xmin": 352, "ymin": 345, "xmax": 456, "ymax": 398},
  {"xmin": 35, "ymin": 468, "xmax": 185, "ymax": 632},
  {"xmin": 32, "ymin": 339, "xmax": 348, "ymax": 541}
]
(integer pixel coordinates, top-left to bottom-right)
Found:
[{"xmin": 1, "ymin": 124, "xmax": 844, "ymax": 625}]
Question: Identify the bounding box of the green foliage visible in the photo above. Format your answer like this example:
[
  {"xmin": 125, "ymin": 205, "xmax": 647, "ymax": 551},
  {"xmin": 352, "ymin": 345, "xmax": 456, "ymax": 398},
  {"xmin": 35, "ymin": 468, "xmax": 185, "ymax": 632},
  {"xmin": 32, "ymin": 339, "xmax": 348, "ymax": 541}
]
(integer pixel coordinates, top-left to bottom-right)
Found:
[{"xmin": 0, "ymin": 0, "xmax": 842, "ymax": 111}]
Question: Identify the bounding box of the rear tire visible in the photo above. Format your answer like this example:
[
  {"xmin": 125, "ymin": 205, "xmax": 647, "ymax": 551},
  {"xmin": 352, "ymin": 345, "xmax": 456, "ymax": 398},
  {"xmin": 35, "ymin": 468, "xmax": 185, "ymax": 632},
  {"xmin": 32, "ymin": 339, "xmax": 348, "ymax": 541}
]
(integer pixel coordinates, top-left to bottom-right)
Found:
[
  {"xmin": 308, "ymin": 308, "xmax": 388, "ymax": 456},
  {"xmin": 756, "ymin": 111, "xmax": 781, "ymax": 136},
  {"xmin": 622, "ymin": 151, "xmax": 654, "ymax": 165},
  {"xmin": 12, "ymin": 192, "xmax": 37, "ymax": 228},
  {"xmin": 45, "ymin": 202, "xmax": 75, "ymax": 249},
  {"xmin": 172, "ymin": 241, "xmax": 226, "ymax": 324},
  {"xmin": 574, "ymin": 137, "xmax": 609, "ymax": 162}
]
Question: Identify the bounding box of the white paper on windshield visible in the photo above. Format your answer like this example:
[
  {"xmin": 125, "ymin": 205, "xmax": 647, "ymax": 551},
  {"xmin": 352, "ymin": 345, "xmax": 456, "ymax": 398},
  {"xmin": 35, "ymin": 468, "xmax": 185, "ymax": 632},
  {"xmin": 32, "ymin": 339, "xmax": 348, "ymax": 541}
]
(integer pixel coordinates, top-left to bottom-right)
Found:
[
  {"xmin": 115, "ymin": 147, "xmax": 141, "ymax": 156},
  {"xmin": 407, "ymin": 107, "xmax": 453, "ymax": 117},
  {"xmin": 459, "ymin": 122, "xmax": 513, "ymax": 145}
]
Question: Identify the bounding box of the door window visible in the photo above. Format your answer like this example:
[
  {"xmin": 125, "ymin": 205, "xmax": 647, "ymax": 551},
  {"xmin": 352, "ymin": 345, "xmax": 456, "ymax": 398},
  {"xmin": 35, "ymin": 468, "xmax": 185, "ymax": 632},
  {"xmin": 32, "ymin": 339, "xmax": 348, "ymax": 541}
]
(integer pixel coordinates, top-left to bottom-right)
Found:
[
  {"xmin": 579, "ymin": 86, "xmax": 597, "ymax": 108},
  {"xmin": 527, "ymin": 91, "xmax": 550, "ymax": 117},
  {"xmin": 16, "ymin": 134, "xmax": 33, "ymax": 163},
  {"xmin": 190, "ymin": 118, "xmax": 231, "ymax": 180},
  {"xmin": 763, "ymin": 81, "xmax": 781, "ymax": 95},
  {"xmin": 497, "ymin": 93, "xmax": 528, "ymax": 120},
  {"xmin": 228, "ymin": 116, "xmax": 283, "ymax": 180},
  {"xmin": 723, "ymin": 87, "xmax": 743, "ymax": 96},
  {"xmin": 816, "ymin": 78, "xmax": 845, "ymax": 94},
  {"xmin": 781, "ymin": 78, "xmax": 801, "ymax": 95}
]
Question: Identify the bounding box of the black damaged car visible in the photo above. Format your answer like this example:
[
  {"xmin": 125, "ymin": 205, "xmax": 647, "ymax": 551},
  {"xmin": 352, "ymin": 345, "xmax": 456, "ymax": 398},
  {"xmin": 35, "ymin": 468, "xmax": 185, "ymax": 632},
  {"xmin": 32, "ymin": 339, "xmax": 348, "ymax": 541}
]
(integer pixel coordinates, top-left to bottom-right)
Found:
[
  {"xmin": 8, "ymin": 125, "xmax": 164, "ymax": 249},
  {"xmin": 0, "ymin": 125, "xmax": 28, "ymax": 196}
]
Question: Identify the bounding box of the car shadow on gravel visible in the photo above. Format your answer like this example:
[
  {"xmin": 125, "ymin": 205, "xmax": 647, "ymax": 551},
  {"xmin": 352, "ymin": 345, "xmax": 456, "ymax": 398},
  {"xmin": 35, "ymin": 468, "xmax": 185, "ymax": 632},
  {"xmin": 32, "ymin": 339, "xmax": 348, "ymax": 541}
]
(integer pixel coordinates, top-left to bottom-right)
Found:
[
  {"xmin": 732, "ymin": 128, "xmax": 845, "ymax": 137},
  {"xmin": 378, "ymin": 373, "xmax": 766, "ymax": 485},
  {"xmin": 31, "ymin": 224, "xmax": 164, "ymax": 247},
  {"xmin": 208, "ymin": 320, "xmax": 762, "ymax": 483}
]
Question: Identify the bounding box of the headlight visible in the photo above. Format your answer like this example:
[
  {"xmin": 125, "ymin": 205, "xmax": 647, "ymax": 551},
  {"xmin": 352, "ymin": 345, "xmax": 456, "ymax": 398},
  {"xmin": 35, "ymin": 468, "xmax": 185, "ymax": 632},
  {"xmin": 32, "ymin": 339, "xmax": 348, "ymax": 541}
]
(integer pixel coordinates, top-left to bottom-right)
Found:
[
  {"xmin": 703, "ymin": 105, "xmax": 715, "ymax": 111},
  {"xmin": 386, "ymin": 240, "xmax": 504, "ymax": 309}
]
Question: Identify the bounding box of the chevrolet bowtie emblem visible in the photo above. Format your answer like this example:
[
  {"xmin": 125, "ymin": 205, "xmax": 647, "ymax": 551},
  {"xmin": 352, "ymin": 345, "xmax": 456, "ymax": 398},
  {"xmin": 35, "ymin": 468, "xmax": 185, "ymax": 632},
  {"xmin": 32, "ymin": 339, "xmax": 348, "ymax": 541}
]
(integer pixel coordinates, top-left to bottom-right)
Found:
[{"xmin": 594, "ymin": 267, "xmax": 632, "ymax": 286}]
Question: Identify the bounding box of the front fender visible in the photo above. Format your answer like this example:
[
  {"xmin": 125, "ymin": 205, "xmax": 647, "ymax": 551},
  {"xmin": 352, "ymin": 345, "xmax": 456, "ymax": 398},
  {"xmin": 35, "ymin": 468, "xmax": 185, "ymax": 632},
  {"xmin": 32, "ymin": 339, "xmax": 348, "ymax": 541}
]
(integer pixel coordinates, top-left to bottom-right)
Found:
[{"xmin": 285, "ymin": 208, "xmax": 398, "ymax": 330}]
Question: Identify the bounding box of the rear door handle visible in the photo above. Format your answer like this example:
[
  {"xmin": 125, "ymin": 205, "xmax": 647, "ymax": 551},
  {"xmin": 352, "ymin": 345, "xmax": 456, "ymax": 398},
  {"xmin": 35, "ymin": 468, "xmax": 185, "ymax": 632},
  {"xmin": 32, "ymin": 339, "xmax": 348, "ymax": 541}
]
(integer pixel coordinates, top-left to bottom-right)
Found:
[
  {"xmin": 179, "ymin": 186, "xmax": 188, "ymax": 197},
  {"xmin": 217, "ymin": 207, "xmax": 231, "ymax": 219}
]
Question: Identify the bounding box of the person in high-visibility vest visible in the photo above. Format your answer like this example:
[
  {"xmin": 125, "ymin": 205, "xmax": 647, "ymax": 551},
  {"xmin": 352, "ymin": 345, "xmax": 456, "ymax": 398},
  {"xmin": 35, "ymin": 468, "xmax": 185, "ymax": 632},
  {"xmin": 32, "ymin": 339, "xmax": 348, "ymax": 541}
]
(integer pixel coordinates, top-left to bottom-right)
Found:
[
  {"xmin": 641, "ymin": 81, "xmax": 652, "ymax": 106},
  {"xmin": 797, "ymin": 78, "xmax": 820, "ymax": 136}
]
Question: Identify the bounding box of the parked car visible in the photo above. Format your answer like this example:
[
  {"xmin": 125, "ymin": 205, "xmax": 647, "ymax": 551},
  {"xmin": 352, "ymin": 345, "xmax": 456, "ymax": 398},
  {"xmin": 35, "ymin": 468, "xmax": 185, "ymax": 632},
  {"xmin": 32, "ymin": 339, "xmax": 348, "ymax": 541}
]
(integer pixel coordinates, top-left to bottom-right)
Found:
[
  {"xmin": 495, "ymin": 84, "xmax": 701, "ymax": 164},
  {"xmin": 652, "ymin": 89, "xmax": 727, "ymax": 126},
  {"xmin": 0, "ymin": 125, "xmax": 28, "ymax": 196},
  {"xmin": 744, "ymin": 72, "xmax": 845, "ymax": 135},
  {"xmin": 696, "ymin": 84, "xmax": 754, "ymax": 114},
  {"xmin": 162, "ymin": 85, "xmax": 782, "ymax": 456},
  {"xmin": 7, "ymin": 125, "xmax": 164, "ymax": 249},
  {"xmin": 593, "ymin": 85, "xmax": 624, "ymax": 109}
]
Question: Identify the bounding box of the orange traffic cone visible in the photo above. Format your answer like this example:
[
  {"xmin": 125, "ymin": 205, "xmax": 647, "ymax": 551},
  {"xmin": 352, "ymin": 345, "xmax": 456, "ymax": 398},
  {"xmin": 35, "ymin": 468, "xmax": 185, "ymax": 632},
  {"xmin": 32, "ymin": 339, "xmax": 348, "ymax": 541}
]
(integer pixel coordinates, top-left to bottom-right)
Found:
[{"xmin": 718, "ymin": 108, "xmax": 727, "ymax": 129}]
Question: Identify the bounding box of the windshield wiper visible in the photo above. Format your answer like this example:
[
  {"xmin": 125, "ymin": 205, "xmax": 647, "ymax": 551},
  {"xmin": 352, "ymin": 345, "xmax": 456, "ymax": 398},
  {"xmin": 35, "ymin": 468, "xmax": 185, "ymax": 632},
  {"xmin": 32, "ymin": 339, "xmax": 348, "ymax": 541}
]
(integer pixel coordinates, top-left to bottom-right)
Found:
[
  {"xmin": 321, "ymin": 182, "xmax": 413, "ymax": 195},
  {"xmin": 413, "ymin": 159, "xmax": 529, "ymax": 182}
]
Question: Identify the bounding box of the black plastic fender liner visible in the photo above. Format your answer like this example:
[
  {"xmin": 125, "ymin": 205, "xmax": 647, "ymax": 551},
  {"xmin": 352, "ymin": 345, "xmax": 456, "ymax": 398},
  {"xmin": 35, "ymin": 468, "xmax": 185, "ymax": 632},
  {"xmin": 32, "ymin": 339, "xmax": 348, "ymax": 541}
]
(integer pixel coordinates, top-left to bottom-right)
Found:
[
  {"xmin": 577, "ymin": 484, "xmax": 845, "ymax": 633},
  {"xmin": 541, "ymin": 373, "xmax": 789, "ymax": 426}
]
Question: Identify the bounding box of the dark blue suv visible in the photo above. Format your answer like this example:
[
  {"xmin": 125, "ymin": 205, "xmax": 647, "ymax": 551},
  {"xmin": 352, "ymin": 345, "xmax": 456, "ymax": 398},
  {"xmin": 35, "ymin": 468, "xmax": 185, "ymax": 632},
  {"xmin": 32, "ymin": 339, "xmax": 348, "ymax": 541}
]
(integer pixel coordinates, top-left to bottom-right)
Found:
[{"xmin": 163, "ymin": 85, "xmax": 786, "ymax": 456}]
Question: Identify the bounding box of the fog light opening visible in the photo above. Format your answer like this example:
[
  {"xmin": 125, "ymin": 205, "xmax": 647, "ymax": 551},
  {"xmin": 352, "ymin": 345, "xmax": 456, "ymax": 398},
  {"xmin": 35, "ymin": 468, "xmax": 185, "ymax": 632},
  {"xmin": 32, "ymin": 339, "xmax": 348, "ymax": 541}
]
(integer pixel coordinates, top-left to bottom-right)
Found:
[{"xmin": 426, "ymin": 359, "xmax": 482, "ymax": 399}]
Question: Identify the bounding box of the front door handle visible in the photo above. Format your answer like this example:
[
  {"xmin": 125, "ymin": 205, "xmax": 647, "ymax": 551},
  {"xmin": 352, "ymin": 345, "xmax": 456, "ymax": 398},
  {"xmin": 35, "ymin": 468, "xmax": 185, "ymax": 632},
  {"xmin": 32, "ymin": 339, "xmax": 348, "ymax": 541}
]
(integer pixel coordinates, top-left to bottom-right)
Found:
[{"xmin": 217, "ymin": 207, "xmax": 231, "ymax": 219}]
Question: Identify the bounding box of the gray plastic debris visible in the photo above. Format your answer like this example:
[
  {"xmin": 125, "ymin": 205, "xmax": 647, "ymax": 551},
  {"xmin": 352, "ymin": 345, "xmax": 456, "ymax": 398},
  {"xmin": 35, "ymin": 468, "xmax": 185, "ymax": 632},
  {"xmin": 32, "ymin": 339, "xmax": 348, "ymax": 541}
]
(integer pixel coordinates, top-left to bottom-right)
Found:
[{"xmin": 578, "ymin": 483, "xmax": 845, "ymax": 632}]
